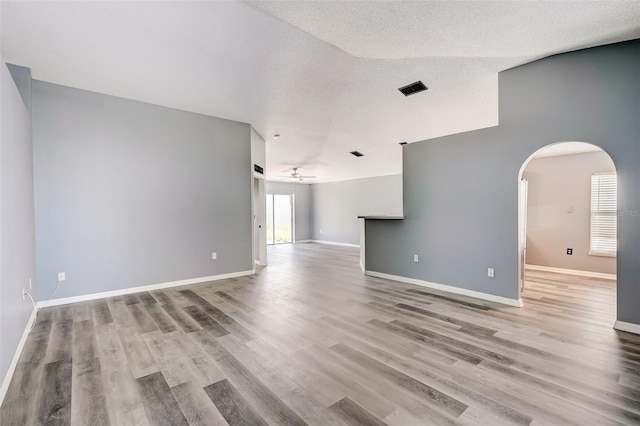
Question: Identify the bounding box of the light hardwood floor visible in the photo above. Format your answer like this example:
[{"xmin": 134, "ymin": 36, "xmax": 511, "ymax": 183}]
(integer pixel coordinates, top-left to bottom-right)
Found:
[{"xmin": 1, "ymin": 242, "xmax": 638, "ymax": 425}]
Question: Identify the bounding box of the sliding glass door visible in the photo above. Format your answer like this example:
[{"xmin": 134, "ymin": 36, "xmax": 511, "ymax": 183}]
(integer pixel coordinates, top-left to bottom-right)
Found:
[{"xmin": 266, "ymin": 194, "xmax": 293, "ymax": 245}]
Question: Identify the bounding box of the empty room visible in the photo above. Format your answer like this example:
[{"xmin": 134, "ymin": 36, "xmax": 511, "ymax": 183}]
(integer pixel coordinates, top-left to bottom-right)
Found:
[{"xmin": 1, "ymin": 1, "xmax": 640, "ymax": 425}]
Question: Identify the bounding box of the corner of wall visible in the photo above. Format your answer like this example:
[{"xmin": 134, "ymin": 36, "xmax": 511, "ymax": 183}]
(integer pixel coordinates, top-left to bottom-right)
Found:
[
  {"xmin": 6, "ymin": 63, "xmax": 32, "ymax": 111},
  {"xmin": 0, "ymin": 58, "xmax": 38, "ymax": 402}
]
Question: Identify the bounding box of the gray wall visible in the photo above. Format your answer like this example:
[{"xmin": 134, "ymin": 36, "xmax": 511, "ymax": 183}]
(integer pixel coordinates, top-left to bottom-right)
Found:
[
  {"xmin": 6, "ymin": 64, "xmax": 31, "ymax": 111},
  {"xmin": 32, "ymin": 81, "xmax": 253, "ymax": 301},
  {"xmin": 1, "ymin": 60, "xmax": 37, "ymax": 386},
  {"xmin": 265, "ymin": 181, "xmax": 312, "ymax": 241},
  {"xmin": 312, "ymin": 174, "xmax": 403, "ymax": 245},
  {"xmin": 365, "ymin": 40, "xmax": 639, "ymax": 325},
  {"xmin": 523, "ymin": 151, "xmax": 616, "ymax": 274}
]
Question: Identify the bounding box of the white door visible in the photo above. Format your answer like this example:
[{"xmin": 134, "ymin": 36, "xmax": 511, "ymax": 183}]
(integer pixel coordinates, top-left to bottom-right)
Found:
[
  {"xmin": 519, "ymin": 178, "xmax": 529, "ymax": 293},
  {"xmin": 253, "ymin": 178, "xmax": 260, "ymax": 262},
  {"xmin": 252, "ymin": 176, "xmax": 267, "ymax": 265}
]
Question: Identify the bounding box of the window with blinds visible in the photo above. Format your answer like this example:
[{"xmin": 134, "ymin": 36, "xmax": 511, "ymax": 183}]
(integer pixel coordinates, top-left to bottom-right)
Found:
[{"xmin": 590, "ymin": 172, "xmax": 617, "ymax": 256}]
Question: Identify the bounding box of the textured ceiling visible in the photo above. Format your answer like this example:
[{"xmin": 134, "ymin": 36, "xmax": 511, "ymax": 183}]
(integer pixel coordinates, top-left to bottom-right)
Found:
[
  {"xmin": 249, "ymin": 1, "xmax": 640, "ymax": 59},
  {"xmin": 2, "ymin": 1, "xmax": 639, "ymax": 183}
]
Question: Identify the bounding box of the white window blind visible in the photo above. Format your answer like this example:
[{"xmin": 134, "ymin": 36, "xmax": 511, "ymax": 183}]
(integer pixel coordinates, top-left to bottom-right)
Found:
[{"xmin": 590, "ymin": 172, "xmax": 617, "ymax": 256}]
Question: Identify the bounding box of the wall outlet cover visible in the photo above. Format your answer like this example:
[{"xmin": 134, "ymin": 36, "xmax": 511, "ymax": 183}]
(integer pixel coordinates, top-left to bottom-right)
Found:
[
  {"xmin": 488, "ymin": 267, "xmax": 495, "ymax": 278},
  {"xmin": 566, "ymin": 248, "xmax": 573, "ymax": 255},
  {"xmin": 212, "ymin": 252, "xmax": 217, "ymax": 260},
  {"xmin": 58, "ymin": 272, "xmax": 66, "ymax": 281},
  {"xmin": 413, "ymin": 254, "xmax": 419, "ymax": 263}
]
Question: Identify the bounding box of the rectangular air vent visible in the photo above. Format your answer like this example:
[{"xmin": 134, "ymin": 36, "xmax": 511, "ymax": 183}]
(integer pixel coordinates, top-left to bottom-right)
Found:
[
  {"xmin": 350, "ymin": 151, "xmax": 364, "ymax": 157},
  {"xmin": 398, "ymin": 81, "xmax": 428, "ymax": 96}
]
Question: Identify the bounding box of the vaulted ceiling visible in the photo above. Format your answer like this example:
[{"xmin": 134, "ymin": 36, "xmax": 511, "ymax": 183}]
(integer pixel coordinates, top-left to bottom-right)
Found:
[{"xmin": 2, "ymin": 1, "xmax": 639, "ymax": 182}]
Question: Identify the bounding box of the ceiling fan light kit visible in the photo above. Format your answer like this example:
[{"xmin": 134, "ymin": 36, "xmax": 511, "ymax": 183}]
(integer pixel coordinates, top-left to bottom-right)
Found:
[{"xmin": 277, "ymin": 167, "xmax": 317, "ymax": 182}]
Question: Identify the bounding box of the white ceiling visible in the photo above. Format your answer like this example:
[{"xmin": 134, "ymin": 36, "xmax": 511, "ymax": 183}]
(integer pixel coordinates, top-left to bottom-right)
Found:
[{"xmin": 2, "ymin": 1, "xmax": 639, "ymax": 183}]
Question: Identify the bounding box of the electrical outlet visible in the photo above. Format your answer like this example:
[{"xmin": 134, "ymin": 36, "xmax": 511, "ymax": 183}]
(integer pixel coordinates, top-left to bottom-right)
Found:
[
  {"xmin": 212, "ymin": 252, "xmax": 217, "ymax": 260},
  {"xmin": 566, "ymin": 248, "xmax": 573, "ymax": 255},
  {"xmin": 488, "ymin": 267, "xmax": 495, "ymax": 278},
  {"xmin": 58, "ymin": 272, "xmax": 66, "ymax": 281},
  {"xmin": 22, "ymin": 288, "xmax": 27, "ymax": 301},
  {"xmin": 413, "ymin": 254, "xmax": 419, "ymax": 263}
]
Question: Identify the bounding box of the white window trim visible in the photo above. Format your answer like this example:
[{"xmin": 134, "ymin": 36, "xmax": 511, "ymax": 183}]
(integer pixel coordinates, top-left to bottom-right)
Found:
[
  {"xmin": 589, "ymin": 172, "xmax": 617, "ymax": 258},
  {"xmin": 588, "ymin": 250, "xmax": 616, "ymax": 258}
]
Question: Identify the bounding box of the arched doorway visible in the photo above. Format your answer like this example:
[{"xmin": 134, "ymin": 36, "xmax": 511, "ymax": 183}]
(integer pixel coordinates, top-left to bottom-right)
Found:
[{"xmin": 518, "ymin": 142, "xmax": 617, "ymax": 320}]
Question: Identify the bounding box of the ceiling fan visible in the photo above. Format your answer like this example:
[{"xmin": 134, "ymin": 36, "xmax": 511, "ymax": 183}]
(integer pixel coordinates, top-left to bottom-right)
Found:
[{"xmin": 277, "ymin": 167, "xmax": 316, "ymax": 182}]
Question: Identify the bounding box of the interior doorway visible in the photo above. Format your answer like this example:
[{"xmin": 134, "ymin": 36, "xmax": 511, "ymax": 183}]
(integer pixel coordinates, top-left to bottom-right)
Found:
[
  {"xmin": 518, "ymin": 142, "xmax": 617, "ymax": 318},
  {"xmin": 253, "ymin": 176, "xmax": 267, "ymax": 265},
  {"xmin": 266, "ymin": 194, "xmax": 295, "ymax": 245}
]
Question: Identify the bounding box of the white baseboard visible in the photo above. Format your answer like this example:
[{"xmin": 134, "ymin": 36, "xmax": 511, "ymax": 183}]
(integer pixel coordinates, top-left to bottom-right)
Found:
[
  {"xmin": 614, "ymin": 321, "xmax": 640, "ymax": 335},
  {"xmin": 364, "ymin": 270, "xmax": 523, "ymax": 308},
  {"xmin": 37, "ymin": 269, "xmax": 255, "ymax": 308},
  {"xmin": 0, "ymin": 307, "xmax": 38, "ymax": 407},
  {"xmin": 525, "ymin": 264, "xmax": 616, "ymax": 280},
  {"xmin": 301, "ymin": 239, "xmax": 360, "ymax": 248}
]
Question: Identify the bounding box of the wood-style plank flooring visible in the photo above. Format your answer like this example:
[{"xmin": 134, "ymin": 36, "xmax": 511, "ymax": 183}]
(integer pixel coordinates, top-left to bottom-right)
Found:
[{"xmin": 2, "ymin": 243, "xmax": 639, "ymax": 425}]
